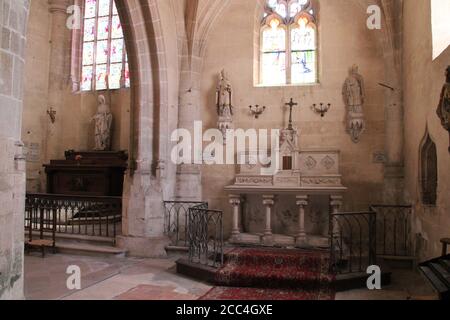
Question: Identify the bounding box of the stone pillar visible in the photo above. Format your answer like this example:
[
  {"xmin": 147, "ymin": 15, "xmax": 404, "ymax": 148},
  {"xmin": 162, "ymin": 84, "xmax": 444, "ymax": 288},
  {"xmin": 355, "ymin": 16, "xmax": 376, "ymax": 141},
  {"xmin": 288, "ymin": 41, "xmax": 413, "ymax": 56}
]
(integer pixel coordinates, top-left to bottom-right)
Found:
[
  {"xmin": 175, "ymin": 53, "xmax": 203, "ymax": 201},
  {"xmin": 229, "ymin": 195, "xmax": 242, "ymax": 242},
  {"xmin": 45, "ymin": 0, "xmax": 70, "ymax": 162},
  {"xmin": 0, "ymin": 0, "xmax": 30, "ymax": 300},
  {"xmin": 296, "ymin": 195, "xmax": 308, "ymax": 246},
  {"xmin": 330, "ymin": 195, "xmax": 343, "ymax": 236},
  {"xmin": 262, "ymin": 195, "xmax": 275, "ymax": 245}
]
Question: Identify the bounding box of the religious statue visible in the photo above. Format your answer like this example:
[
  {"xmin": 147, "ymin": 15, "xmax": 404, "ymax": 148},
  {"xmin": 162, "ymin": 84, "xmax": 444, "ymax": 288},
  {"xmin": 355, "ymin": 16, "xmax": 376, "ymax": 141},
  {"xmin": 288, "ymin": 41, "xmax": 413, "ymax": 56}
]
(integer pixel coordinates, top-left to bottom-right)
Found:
[
  {"xmin": 216, "ymin": 69, "xmax": 234, "ymax": 144},
  {"xmin": 343, "ymin": 65, "xmax": 366, "ymax": 143},
  {"xmin": 436, "ymin": 66, "xmax": 450, "ymax": 153},
  {"xmin": 92, "ymin": 95, "xmax": 113, "ymax": 151}
]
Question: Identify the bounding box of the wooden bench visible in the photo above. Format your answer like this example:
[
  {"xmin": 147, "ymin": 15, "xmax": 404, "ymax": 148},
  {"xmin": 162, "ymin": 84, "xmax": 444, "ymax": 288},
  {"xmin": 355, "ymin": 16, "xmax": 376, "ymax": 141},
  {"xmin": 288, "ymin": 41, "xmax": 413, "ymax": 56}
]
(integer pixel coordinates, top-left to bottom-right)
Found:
[{"xmin": 25, "ymin": 204, "xmax": 57, "ymax": 258}]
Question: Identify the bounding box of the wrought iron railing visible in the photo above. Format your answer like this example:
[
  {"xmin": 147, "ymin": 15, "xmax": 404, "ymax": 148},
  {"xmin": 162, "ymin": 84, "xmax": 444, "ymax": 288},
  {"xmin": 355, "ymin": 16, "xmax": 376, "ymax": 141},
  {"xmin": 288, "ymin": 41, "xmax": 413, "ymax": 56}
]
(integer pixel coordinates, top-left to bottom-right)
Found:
[
  {"xmin": 188, "ymin": 205, "xmax": 224, "ymax": 268},
  {"xmin": 163, "ymin": 201, "xmax": 208, "ymax": 246},
  {"xmin": 330, "ymin": 211, "xmax": 377, "ymax": 274},
  {"xmin": 370, "ymin": 205, "xmax": 413, "ymax": 257},
  {"xmin": 25, "ymin": 194, "xmax": 122, "ymax": 243}
]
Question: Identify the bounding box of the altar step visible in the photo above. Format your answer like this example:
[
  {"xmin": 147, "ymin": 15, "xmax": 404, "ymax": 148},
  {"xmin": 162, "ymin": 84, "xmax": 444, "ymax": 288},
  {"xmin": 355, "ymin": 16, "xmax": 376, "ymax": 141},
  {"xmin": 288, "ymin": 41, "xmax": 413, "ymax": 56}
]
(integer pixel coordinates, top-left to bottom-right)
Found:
[
  {"xmin": 230, "ymin": 233, "xmax": 330, "ymax": 249},
  {"xmin": 176, "ymin": 246, "xmax": 390, "ymax": 293}
]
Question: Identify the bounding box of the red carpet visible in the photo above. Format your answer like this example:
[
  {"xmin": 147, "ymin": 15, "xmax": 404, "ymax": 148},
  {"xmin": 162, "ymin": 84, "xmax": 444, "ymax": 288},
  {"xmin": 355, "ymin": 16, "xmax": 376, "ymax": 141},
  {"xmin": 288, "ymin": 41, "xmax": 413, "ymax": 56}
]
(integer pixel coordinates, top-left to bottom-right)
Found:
[{"xmin": 201, "ymin": 248, "xmax": 335, "ymax": 300}]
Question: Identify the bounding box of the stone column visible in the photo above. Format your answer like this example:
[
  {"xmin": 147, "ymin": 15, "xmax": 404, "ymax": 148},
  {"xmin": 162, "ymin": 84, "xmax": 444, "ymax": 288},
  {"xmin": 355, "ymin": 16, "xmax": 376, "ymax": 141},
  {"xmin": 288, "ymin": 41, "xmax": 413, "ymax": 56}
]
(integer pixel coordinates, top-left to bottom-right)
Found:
[
  {"xmin": 296, "ymin": 195, "xmax": 308, "ymax": 246},
  {"xmin": 0, "ymin": 0, "xmax": 30, "ymax": 300},
  {"xmin": 45, "ymin": 0, "xmax": 70, "ymax": 161},
  {"xmin": 229, "ymin": 194, "xmax": 242, "ymax": 242},
  {"xmin": 262, "ymin": 195, "xmax": 275, "ymax": 245},
  {"xmin": 330, "ymin": 195, "xmax": 343, "ymax": 236}
]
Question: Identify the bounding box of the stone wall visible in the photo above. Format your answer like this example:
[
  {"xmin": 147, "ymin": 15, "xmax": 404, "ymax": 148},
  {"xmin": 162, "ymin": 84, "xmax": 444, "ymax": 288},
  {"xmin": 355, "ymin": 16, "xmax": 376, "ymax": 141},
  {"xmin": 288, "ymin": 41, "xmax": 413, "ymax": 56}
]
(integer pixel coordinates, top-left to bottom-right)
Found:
[
  {"xmin": 0, "ymin": 0, "xmax": 29, "ymax": 300},
  {"xmin": 403, "ymin": 0, "xmax": 450, "ymax": 260},
  {"xmin": 199, "ymin": 0, "xmax": 388, "ymax": 236}
]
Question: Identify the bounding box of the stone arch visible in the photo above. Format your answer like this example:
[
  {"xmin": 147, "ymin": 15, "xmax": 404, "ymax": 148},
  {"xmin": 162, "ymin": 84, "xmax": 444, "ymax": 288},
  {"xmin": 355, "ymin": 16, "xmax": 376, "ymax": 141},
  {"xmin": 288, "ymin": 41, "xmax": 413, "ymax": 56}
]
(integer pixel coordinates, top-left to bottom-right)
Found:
[
  {"xmin": 115, "ymin": 0, "xmax": 169, "ymax": 175},
  {"xmin": 113, "ymin": 0, "xmax": 172, "ymax": 256}
]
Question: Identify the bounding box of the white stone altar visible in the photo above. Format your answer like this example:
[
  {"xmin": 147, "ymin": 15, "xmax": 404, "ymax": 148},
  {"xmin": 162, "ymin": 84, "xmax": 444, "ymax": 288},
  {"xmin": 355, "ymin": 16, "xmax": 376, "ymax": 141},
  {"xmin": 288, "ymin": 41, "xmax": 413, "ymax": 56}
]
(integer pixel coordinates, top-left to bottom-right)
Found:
[{"xmin": 225, "ymin": 128, "xmax": 347, "ymax": 248}]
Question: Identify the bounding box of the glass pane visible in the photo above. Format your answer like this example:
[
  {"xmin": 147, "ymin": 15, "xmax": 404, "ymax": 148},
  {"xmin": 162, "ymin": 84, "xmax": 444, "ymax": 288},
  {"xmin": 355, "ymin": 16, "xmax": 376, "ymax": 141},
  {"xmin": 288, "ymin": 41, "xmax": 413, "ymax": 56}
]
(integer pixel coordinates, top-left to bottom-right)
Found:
[
  {"xmin": 98, "ymin": 0, "xmax": 111, "ymax": 16},
  {"xmin": 267, "ymin": 0, "xmax": 277, "ymax": 9},
  {"xmin": 111, "ymin": 15, "xmax": 123, "ymax": 38},
  {"xmin": 96, "ymin": 64, "xmax": 108, "ymax": 90},
  {"xmin": 96, "ymin": 40, "xmax": 109, "ymax": 64},
  {"xmin": 109, "ymin": 63, "xmax": 122, "ymax": 89},
  {"xmin": 290, "ymin": 1, "xmax": 302, "ymax": 17},
  {"xmin": 81, "ymin": 66, "xmax": 93, "ymax": 91},
  {"xmin": 82, "ymin": 42, "xmax": 94, "ymax": 65},
  {"xmin": 110, "ymin": 39, "xmax": 123, "ymax": 63},
  {"xmin": 262, "ymin": 52, "xmax": 286, "ymax": 85},
  {"xmin": 84, "ymin": 0, "xmax": 97, "ymax": 19},
  {"xmin": 125, "ymin": 62, "xmax": 130, "ymax": 87},
  {"xmin": 262, "ymin": 26, "xmax": 286, "ymax": 52},
  {"xmin": 97, "ymin": 17, "xmax": 110, "ymax": 40},
  {"xmin": 83, "ymin": 18, "xmax": 96, "ymax": 42},
  {"xmin": 291, "ymin": 25, "xmax": 315, "ymax": 51},
  {"xmin": 291, "ymin": 50, "xmax": 316, "ymax": 84},
  {"xmin": 112, "ymin": 0, "xmax": 118, "ymax": 14},
  {"xmin": 275, "ymin": 4, "xmax": 287, "ymax": 18}
]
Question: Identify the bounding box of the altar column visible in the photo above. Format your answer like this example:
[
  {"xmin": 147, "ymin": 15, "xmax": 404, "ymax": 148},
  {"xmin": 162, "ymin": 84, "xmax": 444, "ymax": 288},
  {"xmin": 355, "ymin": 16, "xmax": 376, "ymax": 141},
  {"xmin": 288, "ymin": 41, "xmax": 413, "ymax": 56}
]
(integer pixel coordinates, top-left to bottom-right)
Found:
[
  {"xmin": 330, "ymin": 195, "xmax": 343, "ymax": 235},
  {"xmin": 296, "ymin": 195, "xmax": 308, "ymax": 246},
  {"xmin": 229, "ymin": 195, "xmax": 242, "ymax": 242},
  {"xmin": 262, "ymin": 195, "xmax": 275, "ymax": 245}
]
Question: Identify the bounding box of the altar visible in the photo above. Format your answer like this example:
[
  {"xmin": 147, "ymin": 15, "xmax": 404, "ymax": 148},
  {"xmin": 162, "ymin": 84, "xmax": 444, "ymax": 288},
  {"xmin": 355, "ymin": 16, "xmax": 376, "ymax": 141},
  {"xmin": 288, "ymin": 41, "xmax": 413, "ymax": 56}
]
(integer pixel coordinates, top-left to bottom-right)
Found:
[{"xmin": 225, "ymin": 127, "xmax": 347, "ymax": 248}]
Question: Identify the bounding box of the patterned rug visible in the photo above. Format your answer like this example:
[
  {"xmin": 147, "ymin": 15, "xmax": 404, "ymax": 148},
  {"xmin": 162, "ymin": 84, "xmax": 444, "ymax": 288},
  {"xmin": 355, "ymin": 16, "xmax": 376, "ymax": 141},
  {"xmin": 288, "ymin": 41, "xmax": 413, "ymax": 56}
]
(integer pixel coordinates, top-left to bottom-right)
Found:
[{"xmin": 201, "ymin": 248, "xmax": 335, "ymax": 300}]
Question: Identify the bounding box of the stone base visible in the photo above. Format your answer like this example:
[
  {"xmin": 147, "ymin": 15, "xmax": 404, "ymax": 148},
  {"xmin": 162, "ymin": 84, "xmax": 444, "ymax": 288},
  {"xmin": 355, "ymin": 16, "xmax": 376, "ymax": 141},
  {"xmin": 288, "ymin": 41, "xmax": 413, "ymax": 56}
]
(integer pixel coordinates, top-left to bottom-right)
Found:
[
  {"xmin": 116, "ymin": 235, "xmax": 171, "ymax": 258},
  {"xmin": 262, "ymin": 234, "xmax": 275, "ymax": 246}
]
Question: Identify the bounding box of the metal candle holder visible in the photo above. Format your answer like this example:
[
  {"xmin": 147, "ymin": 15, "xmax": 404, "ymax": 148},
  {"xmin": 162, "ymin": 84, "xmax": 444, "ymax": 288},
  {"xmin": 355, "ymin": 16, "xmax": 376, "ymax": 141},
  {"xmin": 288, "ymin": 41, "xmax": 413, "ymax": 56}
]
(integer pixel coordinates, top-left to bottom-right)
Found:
[
  {"xmin": 249, "ymin": 105, "xmax": 266, "ymax": 119},
  {"xmin": 312, "ymin": 103, "xmax": 331, "ymax": 118}
]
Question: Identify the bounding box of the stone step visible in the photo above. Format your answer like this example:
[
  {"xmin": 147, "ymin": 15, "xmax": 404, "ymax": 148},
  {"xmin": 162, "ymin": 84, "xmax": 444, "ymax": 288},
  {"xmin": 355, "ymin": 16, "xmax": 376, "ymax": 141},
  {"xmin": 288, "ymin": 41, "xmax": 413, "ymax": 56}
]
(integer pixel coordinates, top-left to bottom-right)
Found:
[
  {"xmin": 165, "ymin": 245, "xmax": 189, "ymax": 258},
  {"xmin": 25, "ymin": 231, "xmax": 116, "ymax": 246},
  {"xmin": 55, "ymin": 241, "xmax": 127, "ymax": 258}
]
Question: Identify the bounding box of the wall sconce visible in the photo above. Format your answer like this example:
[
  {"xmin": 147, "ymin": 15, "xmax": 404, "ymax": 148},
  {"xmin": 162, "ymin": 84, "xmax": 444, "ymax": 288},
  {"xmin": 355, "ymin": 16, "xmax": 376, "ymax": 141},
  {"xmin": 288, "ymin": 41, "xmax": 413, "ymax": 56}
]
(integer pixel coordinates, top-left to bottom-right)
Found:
[
  {"xmin": 249, "ymin": 105, "xmax": 266, "ymax": 119},
  {"xmin": 47, "ymin": 107, "xmax": 56, "ymax": 124},
  {"xmin": 312, "ymin": 103, "xmax": 331, "ymax": 118}
]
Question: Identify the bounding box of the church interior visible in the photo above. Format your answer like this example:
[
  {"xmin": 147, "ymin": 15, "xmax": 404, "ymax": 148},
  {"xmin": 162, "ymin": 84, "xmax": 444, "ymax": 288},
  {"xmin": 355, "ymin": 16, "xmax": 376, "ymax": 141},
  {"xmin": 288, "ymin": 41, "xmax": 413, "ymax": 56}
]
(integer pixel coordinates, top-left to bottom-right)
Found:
[{"xmin": 0, "ymin": 0, "xmax": 449, "ymax": 301}]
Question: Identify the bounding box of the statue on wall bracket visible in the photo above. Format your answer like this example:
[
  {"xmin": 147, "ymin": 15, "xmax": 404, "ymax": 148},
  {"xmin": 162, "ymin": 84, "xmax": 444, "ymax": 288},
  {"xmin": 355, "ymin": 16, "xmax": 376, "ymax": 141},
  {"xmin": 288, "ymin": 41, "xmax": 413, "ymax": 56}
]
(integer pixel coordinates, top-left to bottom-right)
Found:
[
  {"xmin": 343, "ymin": 65, "xmax": 366, "ymax": 143},
  {"xmin": 436, "ymin": 65, "xmax": 450, "ymax": 153},
  {"xmin": 92, "ymin": 94, "xmax": 113, "ymax": 151},
  {"xmin": 216, "ymin": 69, "xmax": 234, "ymax": 144}
]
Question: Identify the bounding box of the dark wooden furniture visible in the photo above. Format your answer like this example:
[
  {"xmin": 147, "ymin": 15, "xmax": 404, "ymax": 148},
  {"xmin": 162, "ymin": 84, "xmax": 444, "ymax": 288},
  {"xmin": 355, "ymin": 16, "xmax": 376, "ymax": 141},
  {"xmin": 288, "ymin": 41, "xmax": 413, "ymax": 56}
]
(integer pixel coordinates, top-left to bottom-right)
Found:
[
  {"xmin": 419, "ymin": 239, "xmax": 450, "ymax": 301},
  {"xmin": 25, "ymin": 198, "xmax": 57, "ymax": 258},
  {"xmin": 44, "ymin": 150, "xmax": 128, "ymax": 197}
]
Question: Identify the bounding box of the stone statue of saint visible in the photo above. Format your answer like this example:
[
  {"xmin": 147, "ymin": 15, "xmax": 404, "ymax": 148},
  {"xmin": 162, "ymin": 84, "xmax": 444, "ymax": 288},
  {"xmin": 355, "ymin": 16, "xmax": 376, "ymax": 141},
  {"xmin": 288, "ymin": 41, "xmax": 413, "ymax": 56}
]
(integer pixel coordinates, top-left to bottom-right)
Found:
[
  {"xmin": 437, "ymin": 66, "xmax": 450, "ymax": 152},
  {"xmin": 216, "ymin": 69, "xmax": 233, "ymax": 119},
  {"xmin": 92, "ymin": 95, "xmax": 113, "ymax": 151},
  {"xmin": 343, "ymin": 65, "xmax": 365, "ymax": 143},
  {"xmin": 437, "ymin": 66, "xmax": 450, "ymax": 131},
  {"xmin": 216, "ymin": 69, "xmax": 233, "ymax": 144}
]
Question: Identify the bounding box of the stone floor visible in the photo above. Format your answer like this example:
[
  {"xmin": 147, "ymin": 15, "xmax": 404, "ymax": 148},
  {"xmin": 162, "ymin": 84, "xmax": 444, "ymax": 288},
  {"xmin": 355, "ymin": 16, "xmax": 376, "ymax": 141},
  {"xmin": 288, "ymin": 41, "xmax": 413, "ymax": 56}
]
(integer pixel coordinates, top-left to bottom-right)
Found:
[{"xmin": 24, "ymin": 253, "xmax": 436, "ymax": 300}]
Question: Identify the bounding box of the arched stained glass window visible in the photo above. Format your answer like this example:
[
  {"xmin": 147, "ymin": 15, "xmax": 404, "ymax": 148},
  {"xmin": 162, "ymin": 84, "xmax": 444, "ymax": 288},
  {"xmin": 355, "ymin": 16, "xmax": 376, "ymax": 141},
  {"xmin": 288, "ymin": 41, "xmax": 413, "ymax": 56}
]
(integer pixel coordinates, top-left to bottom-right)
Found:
[
  {"xmin": 260, "ymin": 0, "xmax": 317, "ymax": 86},
  {"xmin": 81, "ymin": 0, "xmax": 130, "ymax": 91}
]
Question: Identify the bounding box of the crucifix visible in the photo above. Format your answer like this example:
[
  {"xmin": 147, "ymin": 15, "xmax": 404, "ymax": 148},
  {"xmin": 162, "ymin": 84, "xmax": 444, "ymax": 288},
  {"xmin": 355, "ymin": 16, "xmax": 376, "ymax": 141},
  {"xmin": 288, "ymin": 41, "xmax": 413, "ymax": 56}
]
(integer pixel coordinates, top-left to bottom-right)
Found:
[{"xmin": 285, "ymin": 98, "xmax": 299, "ymax": 130}]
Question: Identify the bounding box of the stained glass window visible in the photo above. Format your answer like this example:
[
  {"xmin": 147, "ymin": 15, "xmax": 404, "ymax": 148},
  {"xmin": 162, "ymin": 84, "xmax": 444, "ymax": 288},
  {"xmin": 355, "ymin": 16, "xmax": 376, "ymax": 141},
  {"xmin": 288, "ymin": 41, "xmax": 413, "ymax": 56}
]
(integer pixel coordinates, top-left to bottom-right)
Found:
[
  {"xmin": 81, "ymin": 0, "xmax": 130, "ymax": 91},
  {"xmin": 261, "ymin": 0, "xmax": 317, "ymax": 85}
]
